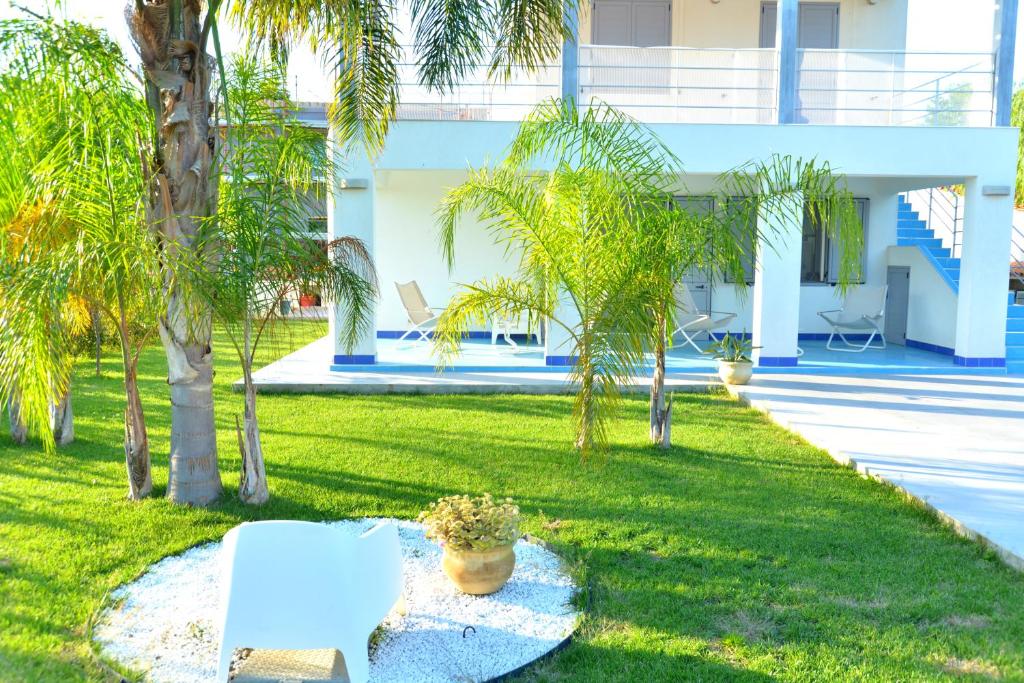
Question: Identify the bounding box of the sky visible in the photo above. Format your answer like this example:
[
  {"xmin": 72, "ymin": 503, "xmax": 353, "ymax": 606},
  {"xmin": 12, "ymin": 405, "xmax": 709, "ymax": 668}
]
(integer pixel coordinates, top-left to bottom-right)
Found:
[{"xmin": 2, "ymin": 0, "xmax": 1023, "ymax": 103}]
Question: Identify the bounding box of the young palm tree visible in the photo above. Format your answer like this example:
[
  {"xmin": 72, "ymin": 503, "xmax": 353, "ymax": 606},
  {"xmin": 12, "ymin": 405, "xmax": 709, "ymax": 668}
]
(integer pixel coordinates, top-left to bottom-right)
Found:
[
  {"xmin": 125, "ymin": 0, "xmax": 576, "ymax": 505},
  {"xmin": 645, "ymin": 155, "xmax": 863, "ymax": 447},
  {"xmin": 0, "ymin": 18, "xmax": 162, "ymax": 499},
  {"xmin": 187, "ymin": 56, "xmax": 376, "ymax": 504},
  {"xmin": 435, "ymin": 99, "xmax": 680, "ymax": 459}
]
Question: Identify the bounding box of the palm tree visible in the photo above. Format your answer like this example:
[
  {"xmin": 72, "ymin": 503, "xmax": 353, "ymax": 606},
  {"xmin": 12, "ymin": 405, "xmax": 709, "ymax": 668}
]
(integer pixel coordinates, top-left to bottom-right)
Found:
[
  {"xmin": 645, "ymin": 155, "xmax": 863, "ymax": 447},
  {"xmin": 435, "ymin": 99, "xmax": 680, "ymax": 459},
  {"xmin": 0, "ymin": 17, "xmax": 162, "ymax": 499},
  {"xmin": 125, "ymin": 0, "xmax": 577, "ymax": 505},
  {"xmin": 186, "ymin": 55, "xmax": 376, "ymax": 504}
]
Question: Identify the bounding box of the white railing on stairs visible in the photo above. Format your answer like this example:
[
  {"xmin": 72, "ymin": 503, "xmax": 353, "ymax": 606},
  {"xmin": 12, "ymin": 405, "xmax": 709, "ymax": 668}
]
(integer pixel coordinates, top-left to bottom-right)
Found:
[
  {"xmin": 907, "ymin": 186, "xmax": 963, "ymax": 258},
  {"xmin": 1011, "ymin": 222, "xmax": 1024, "ymax": 291}
]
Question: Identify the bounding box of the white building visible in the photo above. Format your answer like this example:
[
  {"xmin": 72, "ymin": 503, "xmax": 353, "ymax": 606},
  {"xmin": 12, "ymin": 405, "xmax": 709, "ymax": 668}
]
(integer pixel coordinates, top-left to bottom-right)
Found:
[{"xmin": 314, "ymin": 0, "xmax": 1022, "ymax": 376}]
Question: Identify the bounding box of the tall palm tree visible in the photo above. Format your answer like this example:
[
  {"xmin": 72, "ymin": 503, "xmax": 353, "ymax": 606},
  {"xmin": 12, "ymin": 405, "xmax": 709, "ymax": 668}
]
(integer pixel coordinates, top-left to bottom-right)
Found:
[
  {"xmin": 0, "ymin": 17, "xmax": 162, "ymax": 499},
  {"xmin": 435, "ymin": 99, "xmax": 679, "ymax": 459},
  {"xmin": 125, "ymin": 0, "xmax": 576, "ymax": 505},
  {"xmin": 645, "ymin": 155, "xmax": 863, "ymax": 447},
  {"xmin": 187, "ymin": 55, "xmax": 376, "ymax": 504}
]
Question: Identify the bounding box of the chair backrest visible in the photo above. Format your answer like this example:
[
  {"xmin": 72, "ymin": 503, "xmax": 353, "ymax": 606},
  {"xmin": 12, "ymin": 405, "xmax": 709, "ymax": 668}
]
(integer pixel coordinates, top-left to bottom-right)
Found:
[
  {"xmin": 673, "ymin": 283, "xmax": 704, "ymax": 321},
  {"xmin": 842, "ymin": 285, "xmax": 888, "ymax": 319},
  {"xmin": 395, "ymin": 281, "xmax": 434, "ymax": 325},
  {"xmin": 218, "ymin": 520, "xmax": 402, "ymax": 651}
]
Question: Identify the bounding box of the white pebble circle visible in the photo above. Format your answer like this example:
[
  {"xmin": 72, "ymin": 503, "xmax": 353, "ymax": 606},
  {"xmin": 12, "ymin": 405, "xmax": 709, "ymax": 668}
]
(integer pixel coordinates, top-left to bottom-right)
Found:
[{"xmin": 93, "ymin": 518, "xmax": 580, "ymax": 682}]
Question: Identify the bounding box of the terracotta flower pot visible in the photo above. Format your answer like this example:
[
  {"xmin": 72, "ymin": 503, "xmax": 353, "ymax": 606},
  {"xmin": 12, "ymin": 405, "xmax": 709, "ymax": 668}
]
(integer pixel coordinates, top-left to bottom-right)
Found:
[
  {"xmin": 298, "ymin": 294, "xmax": 316, "ymax": 308},
  {"xmin": 442, "ymin": 544, "xmax": 516, "ymax": 595},
  {"xmin": 718, "ymin": 360, "xmax": 753, "ymax": 385}
]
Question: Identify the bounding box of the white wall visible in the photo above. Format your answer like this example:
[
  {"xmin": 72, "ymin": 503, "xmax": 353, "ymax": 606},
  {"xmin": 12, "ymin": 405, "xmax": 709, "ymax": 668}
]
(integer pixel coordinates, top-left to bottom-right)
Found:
[
  {"xmin": 579, "ymin": 0, "xmax": 909, "ymax": 50},
  {"xmin": 373, "ymin": 170, "xmax": 520, "ymax": 332},
  {"xmin": 886, "ymin": 246, "xmax": 958, "ymax": 349}
]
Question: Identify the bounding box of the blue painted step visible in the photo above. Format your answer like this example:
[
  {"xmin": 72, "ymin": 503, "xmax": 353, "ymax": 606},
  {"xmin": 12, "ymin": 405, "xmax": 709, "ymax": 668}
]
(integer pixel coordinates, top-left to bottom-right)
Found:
[
  {"xmin": 1008, "ymin": 317, "xmax": 1024, "ymax": 332},
  {"xmin": 897, "ymin": 219, "xmax": 928, "ymax": 230},
  {"xmin": 1008, "ymin": 305, "xmax": 1024, "ymax": 318},
  {"xmin": 1007, "ymin": 346, "xmax": 1024, "ymax": 361},
  {"xmin": 898, "ymin": 238, "xmax": 943, "ymax": 249},
  {"xmin": 898, "ymin": 229, "xmax": 935, "ymax": 240},
  {"xmin": 897, "ymin": 211, "xmax": 919, "ymax": 221},
  {"xmin": 1007, "ymin": 331, "xmax": 1024, "ymax": 347},
  {"xmin": 944, "ymin": 268, "xmax": 960, "ymax": 281},
  {"xmin": 935, "ymin": 257, "xmax": 960, "ymax": 269}
]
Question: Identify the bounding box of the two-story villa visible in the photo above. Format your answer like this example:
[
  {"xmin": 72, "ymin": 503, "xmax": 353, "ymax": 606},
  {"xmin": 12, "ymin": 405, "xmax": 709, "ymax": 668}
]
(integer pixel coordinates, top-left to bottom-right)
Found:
[{"xmin": 311, "ymin": 0, "xmax": 1022, "ymax": 376}]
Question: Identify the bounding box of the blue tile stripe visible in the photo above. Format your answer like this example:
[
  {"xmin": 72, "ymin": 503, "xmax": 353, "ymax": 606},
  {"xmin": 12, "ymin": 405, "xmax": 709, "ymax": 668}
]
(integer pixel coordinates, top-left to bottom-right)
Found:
[
  {"xmin": 758, "ymin": 356, "xmax": 799, "ymax": 367},
  {"xmin": 954, "ymin": 356, "xmax": 1006, "ymax": 368},
  {"xmin": 906, "ymin": 339, "xmax": 955, "ymax": 356},
  {"xmin": 333, "ymin": 354, "xmax": 377, "ymax": 365},
  {"xmin": 545, "ymin": 355, "xmax": 578, "ymax": 367}
]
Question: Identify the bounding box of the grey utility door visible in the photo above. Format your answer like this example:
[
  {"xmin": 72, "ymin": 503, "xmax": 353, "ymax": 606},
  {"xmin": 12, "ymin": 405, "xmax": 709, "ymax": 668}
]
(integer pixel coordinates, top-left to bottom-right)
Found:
[
  {"xmin": 593, "ymin": 0, "xmax": 671, "ymax": 47},
  {"xmin": 885, "ymin": 266, "xmax": 910, "ymax": 346},
  {"xmin": 759, "ymin": 3, "xmax": 840, "ymax": 49},
  {"xmin": 674, "ymin": 196, "xmax": 714, "ymax": 323}
]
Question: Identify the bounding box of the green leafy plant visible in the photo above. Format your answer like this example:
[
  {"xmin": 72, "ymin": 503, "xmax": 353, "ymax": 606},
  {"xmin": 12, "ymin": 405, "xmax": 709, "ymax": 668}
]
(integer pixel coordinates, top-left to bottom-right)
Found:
[
  {"xmin": 418, "ymin": 494, "xmax": 522, "ymax": 552},
  {"xmin": 705, "ymin": 333, "xmax": 757, "ymax": 363}
]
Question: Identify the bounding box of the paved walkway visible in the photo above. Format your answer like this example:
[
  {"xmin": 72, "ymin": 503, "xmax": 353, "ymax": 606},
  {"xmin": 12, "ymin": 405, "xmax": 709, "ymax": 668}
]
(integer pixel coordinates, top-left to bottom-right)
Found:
[{"xmin": 729, "ymin": 374, "xmax": 1024, "ymax": 570}]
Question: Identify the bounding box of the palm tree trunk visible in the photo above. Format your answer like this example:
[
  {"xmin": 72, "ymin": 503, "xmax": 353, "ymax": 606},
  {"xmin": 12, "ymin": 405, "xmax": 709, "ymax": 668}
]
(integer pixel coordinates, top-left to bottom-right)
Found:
[
  {"xmin": 7, "ymin": 396, "xmax": 26, "ymax": 445},
  {"xmin": 91, "ymin": 302, "xmax": 103, "ymax": 376},
  {"xmin": 130, "ymin": 0, "xmax": 222, "ymax": 505},
  {"xmin": 50, "ymin": 388, "xmax": 74, "ymax": 446},
  {"xmin": 649, "ymin": 311, "xmax": 671, "ymax": 448},
  {"xmin": 236, "ymin": 316, "xmax": 268, "ymax": 504},
  {"xmin": 124, "ymin": 363, "xmax": 153, "ymax": 500},
  {"xmin": 236, "ymin": 367, "xmax": 269, "ymax": 505}
]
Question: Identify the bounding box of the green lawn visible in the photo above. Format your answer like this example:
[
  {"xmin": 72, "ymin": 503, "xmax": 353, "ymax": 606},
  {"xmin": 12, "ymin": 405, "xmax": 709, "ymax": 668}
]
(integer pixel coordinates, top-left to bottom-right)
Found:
[{"xmin": 1, "ymin": 323, "xmax": 1023, "ymax": 682}]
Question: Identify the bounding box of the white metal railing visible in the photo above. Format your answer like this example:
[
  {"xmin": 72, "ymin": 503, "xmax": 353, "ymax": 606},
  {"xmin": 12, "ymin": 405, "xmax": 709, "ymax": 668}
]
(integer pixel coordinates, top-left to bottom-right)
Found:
[
  {"xmin": 395, "ymin": 48, "xmax": 560, "ymax": 121},
  {"xmin": 796, "ymin": 50, "xmax": 995, "ymax": 126},
  {"xmin": 1011, "ymin": 221, "xmax": 1024, "ymax": 290},
  {"xmin": 908, "ymin": 186, "xmax": 963, "ymax": 259},
  {"xmin": 579, "ymin": 46, "xmax": 778, "ymax": 124}
]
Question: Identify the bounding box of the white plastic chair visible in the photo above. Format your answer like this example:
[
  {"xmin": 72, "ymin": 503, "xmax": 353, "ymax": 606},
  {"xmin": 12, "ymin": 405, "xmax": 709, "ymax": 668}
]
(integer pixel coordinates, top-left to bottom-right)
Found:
[
  {"xmin": 817, "ymin": 285, "xmax": 888, "ymax": 352},
  {"xmin": 216, "ymin": 520, "xmax": 404, "ymax": 683},
  {"xmin": 672, "ymin": 283, "xmax": 736, "ymax": 353},
  {"xmin": 395, "ymin": 281, "xmax": 442, "ymax": 342}
]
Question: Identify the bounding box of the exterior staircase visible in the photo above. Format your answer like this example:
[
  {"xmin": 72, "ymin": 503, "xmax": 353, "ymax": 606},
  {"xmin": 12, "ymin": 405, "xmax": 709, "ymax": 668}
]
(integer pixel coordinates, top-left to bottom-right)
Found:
[{"xmin": 898, "ymin": 195, "xmax": 1024, "ymax": 374}]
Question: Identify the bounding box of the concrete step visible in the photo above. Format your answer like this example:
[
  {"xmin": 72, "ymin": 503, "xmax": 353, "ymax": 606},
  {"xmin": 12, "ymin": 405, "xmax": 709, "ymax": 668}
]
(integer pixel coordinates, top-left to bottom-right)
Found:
[
  {"xmin": 897, "ymin": 219, "xmax": 928, "ymax": 230},
  {"xmin": 1008, "ymin": 317, "xmax": 1024, "ymax": 332},
  {"xmin": 898, "ymin": 238, "xmax": 943, "ymax": 249}
]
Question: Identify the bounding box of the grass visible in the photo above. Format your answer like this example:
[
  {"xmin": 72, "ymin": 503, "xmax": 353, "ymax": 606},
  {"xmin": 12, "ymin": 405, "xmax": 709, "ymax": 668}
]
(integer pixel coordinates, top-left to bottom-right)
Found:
[{"xmin": 1, "ymin": 322, "xmax": 1023, "ymax": 682}]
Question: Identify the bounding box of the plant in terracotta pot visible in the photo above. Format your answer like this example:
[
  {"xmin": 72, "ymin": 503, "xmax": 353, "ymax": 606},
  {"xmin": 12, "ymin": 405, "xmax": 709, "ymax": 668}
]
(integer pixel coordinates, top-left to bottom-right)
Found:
[
  {"xmin": 706, "ymin": 333, "xmax": 757, "ymax": 385},
  {"xmin": 418, "ymin": 494, "xmax": 521, "ymax": 595}
]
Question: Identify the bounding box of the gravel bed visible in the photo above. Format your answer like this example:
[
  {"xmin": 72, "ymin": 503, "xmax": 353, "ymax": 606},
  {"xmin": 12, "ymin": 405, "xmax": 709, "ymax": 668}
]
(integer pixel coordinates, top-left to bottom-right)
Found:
[{"xmin": 93, "ymin": 519, "xmax": 579, "ymax": 682}]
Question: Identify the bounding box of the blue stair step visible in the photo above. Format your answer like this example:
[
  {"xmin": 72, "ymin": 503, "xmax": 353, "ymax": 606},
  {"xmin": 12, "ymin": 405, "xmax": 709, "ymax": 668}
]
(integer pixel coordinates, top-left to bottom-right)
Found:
[
  {"xmin": 897, "ymin": 219, "xmax": 928, "ymax": 230},
  {"xmin": 1007, "ymin": 346, "xmax": 1024, "ymax": 361},
  {"xmin": 1006, "ymin": 331, "xmax": 1024, "ymax": 347},
  {"xmin": 1010, "ymin": 292, "xmax": 1020, "ymax": 305},
  {"xmin": 897, "ymin": 229, "xmax": 935, "ymax": 239},
  {"xmin": 897, "ymin": 210, "xmax": 919, "ymax": 220},
  {"xmin": 929, "ymin": 246, "xmax": 952, "ymax": 258},
  {"xmin": 1008, "ymin": 361, "xmax": 1024, "ymax": 374},
  {"xmin": 944, "ymin": 268, "xmax": 960, "ymax": 281},
  {"xmin": 935, "ymin": 257, "xmax": 960, "ymax": 269},
  {"xmin": 1008, "ymin": 317, "xmax": 1024, "ymax": 332},
  {"xmin": 898, "ymin": 238, "xmax": 943, "ymax": 249},
  {"xmin": 1008, "ymin": 305, "xmax": 1024, "ymax": 319}
]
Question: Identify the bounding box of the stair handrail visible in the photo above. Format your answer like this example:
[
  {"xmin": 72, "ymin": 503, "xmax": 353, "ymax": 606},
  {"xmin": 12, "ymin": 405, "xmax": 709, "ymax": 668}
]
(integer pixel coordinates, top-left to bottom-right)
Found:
[{"xmin": 907, "ymin": 187, "xmax": 963, "ymax": 258}]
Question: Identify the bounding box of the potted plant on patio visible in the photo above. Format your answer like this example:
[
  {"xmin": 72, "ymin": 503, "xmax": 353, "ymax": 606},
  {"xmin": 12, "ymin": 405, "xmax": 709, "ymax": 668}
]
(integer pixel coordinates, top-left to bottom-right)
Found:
[
  {"xmin": 419, "ymin": 494, "xmax": 521, "ymax": 595},
  {"xmin": 706, "ymin": 333, "xmax": 757, "ymax": 385}
]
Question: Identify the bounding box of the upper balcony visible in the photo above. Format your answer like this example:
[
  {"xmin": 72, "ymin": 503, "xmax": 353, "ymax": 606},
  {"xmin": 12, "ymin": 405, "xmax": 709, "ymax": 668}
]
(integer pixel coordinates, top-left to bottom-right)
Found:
[{"xmin": 393, "ymin": 0, "xmax": 1014, "ymax": 129}]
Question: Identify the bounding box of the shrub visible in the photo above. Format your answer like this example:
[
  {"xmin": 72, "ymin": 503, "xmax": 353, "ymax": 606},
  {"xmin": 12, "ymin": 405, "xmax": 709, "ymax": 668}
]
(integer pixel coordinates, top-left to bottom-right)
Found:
[{"xmin": 418, "ymin": 494, "xmax": 521, "ymax": 551}]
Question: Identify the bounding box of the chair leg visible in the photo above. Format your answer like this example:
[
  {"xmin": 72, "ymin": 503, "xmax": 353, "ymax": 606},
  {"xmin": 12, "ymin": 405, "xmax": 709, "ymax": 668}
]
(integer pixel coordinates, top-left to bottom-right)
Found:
[
  {"xmin": 826, "ymin": 327, "xmax": 884, "ymax": 353},
  {"xmin": 679, "ymin": 329, "xmax": 705, "ymax": 354}
]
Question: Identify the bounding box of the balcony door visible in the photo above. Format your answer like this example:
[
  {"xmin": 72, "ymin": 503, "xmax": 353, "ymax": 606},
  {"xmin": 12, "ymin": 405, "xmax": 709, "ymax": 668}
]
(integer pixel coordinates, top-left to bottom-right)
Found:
[
  {"xmin": 759, "ymin": 3, "xmax": 840, "ymax": 50},
  {"xmin": 760, "ymin": 3, "xmax": 840, "ymax": 122},
  {"xmin": 592, "ymin": 0, "xmax": 671, "ymax": 47}
]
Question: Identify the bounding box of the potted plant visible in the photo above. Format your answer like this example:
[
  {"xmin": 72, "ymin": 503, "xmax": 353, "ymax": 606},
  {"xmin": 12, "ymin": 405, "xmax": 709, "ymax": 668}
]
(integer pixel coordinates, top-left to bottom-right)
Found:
[
  {"xmin": 418, "ymin": 494, "xmax": 521, "ymax": 595},
  {"xmin": 705, "ymin": 333, "xmax": 756, "ymax": 385}
]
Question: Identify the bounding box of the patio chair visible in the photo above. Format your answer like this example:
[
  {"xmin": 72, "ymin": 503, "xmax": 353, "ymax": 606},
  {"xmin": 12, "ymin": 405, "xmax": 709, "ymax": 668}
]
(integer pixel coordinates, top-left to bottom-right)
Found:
[
  {"xmin": 672, "ymin": 283, "xmax": 736, "ymax": 353},
  {"xmin": 216, "ymin": 520, "xmax": 404, "ymax": 683},
  {"xmin": 395, "ymin": 280, "xmax": 442, "ymax": 342},
  {"xmin": 817, "ymin": 285, "xmax": 888, "ymax": 352}
]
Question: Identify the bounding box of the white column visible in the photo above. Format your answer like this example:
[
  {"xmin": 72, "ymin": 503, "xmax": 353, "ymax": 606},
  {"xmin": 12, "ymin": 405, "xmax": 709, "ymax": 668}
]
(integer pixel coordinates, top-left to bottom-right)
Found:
[
  {"xmin": 328, "ymin": 144, "xmax": 377, "ymax": 366},
  {"xmin": 776, "ymin": 0, "xmax": 799, "ymax": 124},
  {"xmin": 994, "ymin": 0, "xmax": 1019, "ymax": 126},
  {"xmin": 544, "ymin": 290, "xmax": 580, "ymax": 366},
  {"xmin": 954, "ymin": 178, "xmax": 1013, "ymax": 365},
  {"xmin": 752, "ymin": 193, "xmax": 803, "ymax": 366}
]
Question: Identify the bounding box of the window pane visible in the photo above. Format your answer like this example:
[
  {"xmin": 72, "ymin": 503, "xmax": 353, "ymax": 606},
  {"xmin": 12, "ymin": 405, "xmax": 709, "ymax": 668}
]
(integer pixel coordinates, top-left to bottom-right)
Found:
[
  {"xmin": 801, "ymin": 209, "xmax": 827, "ymax": 283},
  {"xmin": 826, "ymin": 198, "xmax": 867, "ymax": 284}
]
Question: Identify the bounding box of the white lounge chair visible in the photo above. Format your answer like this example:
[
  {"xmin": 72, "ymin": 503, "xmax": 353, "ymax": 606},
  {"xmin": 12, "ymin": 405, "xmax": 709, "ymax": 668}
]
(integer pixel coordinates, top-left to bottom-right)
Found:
[
  {"xmin": 216, "ymin": 520, "xmax": 404, "ymax": 683},
  {"xmin": 817, "ymin": 285, "xmax": 888, "ymax": 352},
  {"xmin": 672, "ymin": 283, "xmax": 736, "ymax": 353},
  {"xmin": 395, "ymin": 280, "xmax": 442, "ymax": 342}
]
